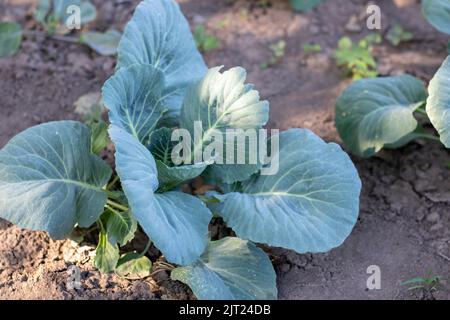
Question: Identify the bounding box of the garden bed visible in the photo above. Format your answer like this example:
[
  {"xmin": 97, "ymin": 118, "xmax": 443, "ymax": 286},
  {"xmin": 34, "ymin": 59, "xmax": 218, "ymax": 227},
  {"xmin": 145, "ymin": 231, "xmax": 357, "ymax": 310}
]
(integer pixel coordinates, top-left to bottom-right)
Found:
[{"xmin": 0, "ymin": 0, "xmax": 449, "ymax": 299}]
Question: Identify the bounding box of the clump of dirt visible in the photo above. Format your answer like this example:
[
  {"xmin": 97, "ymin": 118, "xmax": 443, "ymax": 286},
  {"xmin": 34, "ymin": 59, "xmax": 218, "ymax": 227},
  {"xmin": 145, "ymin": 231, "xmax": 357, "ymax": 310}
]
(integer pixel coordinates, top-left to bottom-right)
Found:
[
  {"xmin": 0, "ymin": 218, "xmax": 194, "ymax": 299},
  {"xmin": 0, "ymin": 0, "xmax": 449, "ymax": 299}
]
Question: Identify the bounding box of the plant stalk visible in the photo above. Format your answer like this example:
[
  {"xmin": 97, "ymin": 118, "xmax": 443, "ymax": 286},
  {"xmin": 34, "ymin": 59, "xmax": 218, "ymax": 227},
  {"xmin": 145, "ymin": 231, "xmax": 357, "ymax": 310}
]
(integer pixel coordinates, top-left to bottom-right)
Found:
[
  {"xmin": 106, "ymin": 199, "xmax": 129, "ymax": 212},
  {"xmin": 140, "ymin": 240, "xmax": 152, "ymax": 257},
  {"xmin": 106, "ymin": 175, "xmax": 120, "ymax": 190},
  {"xmin": 416, "ymin": 133, "xmax": 441, "ymax": 142},
  {"xmin": 23, "ymin": 30, "xmax": 80, "ymax": 44},
  {"xmin": 415, "ymin": 108, "xmax": 428, "ymax": 116}
]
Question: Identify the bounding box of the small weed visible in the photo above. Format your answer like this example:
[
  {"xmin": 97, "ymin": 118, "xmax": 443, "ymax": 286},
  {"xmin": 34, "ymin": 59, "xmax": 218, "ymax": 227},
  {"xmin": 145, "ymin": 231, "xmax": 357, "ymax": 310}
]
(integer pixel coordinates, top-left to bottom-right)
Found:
[
  {"xmin": 261, "ymin": 40, "xmax": 286, "ymax": 69},
  {"xmin": 386, "ymin": 23, "xmax": 413, "ymax": 46},
  {"xmin": 194, "ymin": 25, "xmax": 220, "ymax": 53},
  {"xmin": 333, "ymin": 33, "xmax": 381, "ymax": 80},
  {"xmin": 401, "ymin": 272, "xmax": 442, "ymax": 292},
  {"xmin": 302, "ymin": 43, "xmax": 322, "ymax": 54},
  {"xmin": 257, "ymin": 0, "xmax": 271, "ymax": 9},
  {"xmin": 215, "ymin": 18, "xmax": 230, "ymax": 30}
]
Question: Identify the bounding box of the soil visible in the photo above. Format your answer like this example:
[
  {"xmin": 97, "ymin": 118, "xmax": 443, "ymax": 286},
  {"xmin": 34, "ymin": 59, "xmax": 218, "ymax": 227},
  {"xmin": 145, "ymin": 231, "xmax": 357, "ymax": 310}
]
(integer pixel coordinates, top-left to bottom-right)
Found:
[{"xmin": 0, "ymin": 0, "xmax": 449, "ymax": 300}]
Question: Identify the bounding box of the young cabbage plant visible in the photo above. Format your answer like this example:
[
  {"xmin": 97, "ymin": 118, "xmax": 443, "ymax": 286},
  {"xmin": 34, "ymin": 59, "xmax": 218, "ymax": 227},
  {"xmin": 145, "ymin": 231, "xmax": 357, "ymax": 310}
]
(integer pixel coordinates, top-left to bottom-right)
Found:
[
  {"xmin": 34, "ymin": 0, "xmax": 96, "ymax": 34},
  {"xmin": 0, "ymin": 0, "xmax": 362, "ymax": 300},
  {"xmin": 335, "ymin": 55, "xmax": 450, "ymax": 158},
  {"xmin": 0, "ymin": 0, "xmax": 120, "ymax": 58}
]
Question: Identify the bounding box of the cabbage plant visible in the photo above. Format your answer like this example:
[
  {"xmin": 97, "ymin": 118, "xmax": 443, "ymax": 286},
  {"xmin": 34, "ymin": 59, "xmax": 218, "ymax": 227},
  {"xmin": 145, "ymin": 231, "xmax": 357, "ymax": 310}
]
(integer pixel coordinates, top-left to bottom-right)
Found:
[
  {"xmin": 422, "ymin": 0, "xmax": 450, "ymax": 35},
  {"xmin": 0, "ymin": 0, "xmax": 362, "ymax": 300},
  {"xmin": 335, "ymin": 56, "xmax": 450, "ymax": 157},
  {"xmin": 0, "ymin": 0, "xmax": 120, "ymax": 58},
  {"xmin": 336, "ymin": 1, "xmax": 450, "ymax": 157},
  {"xmin": 34, "ymin": 0, "xmax": 96, "ymax": 34}
]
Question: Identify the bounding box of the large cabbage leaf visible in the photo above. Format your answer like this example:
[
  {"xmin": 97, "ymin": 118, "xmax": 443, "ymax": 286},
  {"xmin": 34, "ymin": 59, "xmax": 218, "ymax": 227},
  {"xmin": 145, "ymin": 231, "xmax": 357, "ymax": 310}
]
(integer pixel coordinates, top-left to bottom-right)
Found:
[
  {"xmin": 426, "ymin": 56, "xmax": 450, "ymax": 147},
  {"xmin": 171, "ymin": 237, "xmax": 277, "ymax": 300},
  {"xmin": 109, "ymin": 126, "xmax": 211, "ymax": 265},
  {"xmin": 102, "ymin": 64, "xmax": 165, "ymax": 143},
  {"xmin": 335, "ymin": 75, "xmax": 427, "ymax": 157},
  {"xmin": 211, "ymin": 129, "xmax": 361, "ymax": 253},
  {"xmin": 180, "ymin": 66, "xmax": 269, "ymax": 183},
  {"xmin": 116, "ymin": 0, "xmax": 207, "ymax": 123},
  {"xmin": 0, "ymin": 121, "xmax": 111, "ymax": 238},
  {"xmin": 422, "ymin": 0, "xmax": 450, "ymax": 35}
]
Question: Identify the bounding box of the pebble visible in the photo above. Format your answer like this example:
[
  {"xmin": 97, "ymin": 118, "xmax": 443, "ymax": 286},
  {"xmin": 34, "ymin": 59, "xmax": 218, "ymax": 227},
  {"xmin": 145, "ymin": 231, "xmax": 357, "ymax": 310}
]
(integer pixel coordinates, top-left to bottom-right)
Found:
[{"xmin": 426, "ymin": 212, "xmax": 440, "ymax": 223}]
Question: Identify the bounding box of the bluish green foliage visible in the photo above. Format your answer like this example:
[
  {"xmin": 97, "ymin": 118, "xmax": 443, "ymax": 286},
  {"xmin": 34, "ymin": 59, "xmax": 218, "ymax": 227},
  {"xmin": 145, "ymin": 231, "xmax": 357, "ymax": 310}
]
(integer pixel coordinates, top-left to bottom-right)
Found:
[
  {"xmin": 116, "ymin": 252, "xmax": 152, "ymax": 280},
  {"xmin": 116, "ymin": 0, "xmax": 207, "ymax": 125},
  {"xmin": 149, "ymin": 128, "xmax": 209, "ymax": 188},
  {"xmin": 95, "ymin": 230, "xmax": 120, "ymax": 273},
  {"xmin": 336, "ymin": 75, "xmax": 428, "ymax": 157},
  {"xmin": 426, "ymin": 56, "xmax": 450, "ymax": 147},
  {"xmin": 171, "ymin": 237, "xmax": 277, "ymax": 300},
  {"xmin": 0, "ymin": 121, "xmax": 111, "ymax": 238},
  {"xmin": 422, "ymin": 0, "xmax": 450, "ymax": 35},
  {"xmin": 104, "ymin": 0, "xmax": 360, "ymax": 299},
  {"xmin": 80, "ymin": 30, "xmax": 121, "ymax": 56},
  {"xmin": 108, "ymin": 126, "xmax": 212, "ymax": 266},
  {"xmin": 211, "ymin": 129, "xmax": 361, "ymax": 253},
  {"xmin": 335, "ymin": 55, "xmax": 450, "ymax": 158},
  {"xmin": 0, "ymin": 22, "xmax": 22, "ymax": 58},
  {"xmin": 102, "ymin": 64, "xmax": 165, "ymax": 143},
  {"xmin": 0, "ymin": 0, "xmax": 362, "ymax": 300},
  {"xmin": 179, "ymin": 66, "xmax": 269, "ymax": 184}
]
